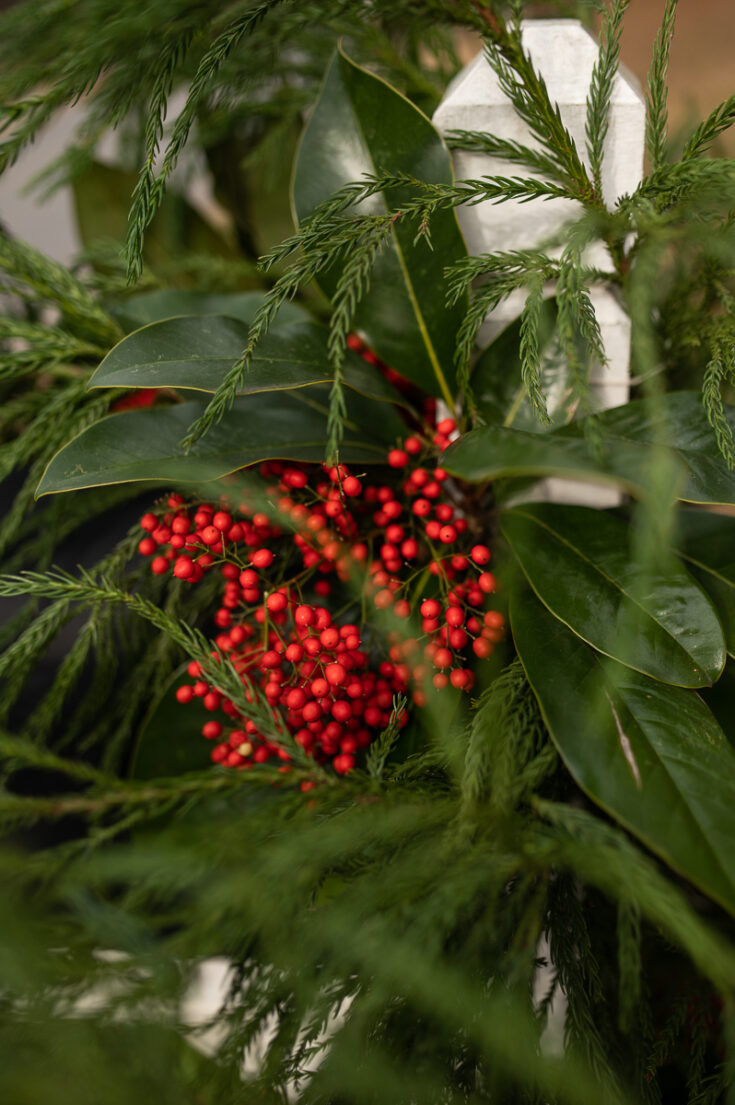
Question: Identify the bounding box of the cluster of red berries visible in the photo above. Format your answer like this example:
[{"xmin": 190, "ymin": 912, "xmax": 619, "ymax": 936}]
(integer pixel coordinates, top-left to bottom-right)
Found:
[{"xmin": 137, "ymin": 415, "xmax": 505, "ymax": 778}]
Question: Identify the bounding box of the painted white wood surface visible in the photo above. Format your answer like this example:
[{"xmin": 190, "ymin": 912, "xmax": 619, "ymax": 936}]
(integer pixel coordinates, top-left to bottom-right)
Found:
[{"xmin": 433, "ymin": 19, "xmax": 645, "ymax": 506}]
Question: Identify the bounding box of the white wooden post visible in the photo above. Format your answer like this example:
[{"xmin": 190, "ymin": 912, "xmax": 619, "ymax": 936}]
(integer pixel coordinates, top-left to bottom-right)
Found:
[{"xmin": 433, "ymin": 19, "xmax": 645, "ymax": 507}]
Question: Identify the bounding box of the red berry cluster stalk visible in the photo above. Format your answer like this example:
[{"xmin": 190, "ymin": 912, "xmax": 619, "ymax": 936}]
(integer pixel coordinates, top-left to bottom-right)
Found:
[{"xmin": 136, "ymin": 414, "xmax": 505, "ymax": 779}]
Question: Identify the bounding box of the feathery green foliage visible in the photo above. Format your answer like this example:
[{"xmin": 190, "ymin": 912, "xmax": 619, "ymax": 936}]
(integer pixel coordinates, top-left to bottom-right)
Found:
[{"xmin": 1, "ymin": 1, "xmax": 735, "ymax": 1102}]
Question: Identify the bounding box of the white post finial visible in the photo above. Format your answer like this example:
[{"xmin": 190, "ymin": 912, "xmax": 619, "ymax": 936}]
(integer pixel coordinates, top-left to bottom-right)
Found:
[{"xmin": 433, "ymin": 19, "xmax": 646, "ymax": 507}]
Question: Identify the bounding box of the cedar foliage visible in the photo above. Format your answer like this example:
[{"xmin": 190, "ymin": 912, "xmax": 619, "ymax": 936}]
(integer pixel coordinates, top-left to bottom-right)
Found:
[{"xmin": 0, "ymin": 2, "xmax": 735, "ymax": 1103}]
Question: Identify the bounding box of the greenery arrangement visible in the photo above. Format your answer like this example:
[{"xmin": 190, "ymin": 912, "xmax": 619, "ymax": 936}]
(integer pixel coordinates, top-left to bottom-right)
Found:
[{"xmin": 1, "ymin": 1, "xmax": 735, "ymax": 1101}]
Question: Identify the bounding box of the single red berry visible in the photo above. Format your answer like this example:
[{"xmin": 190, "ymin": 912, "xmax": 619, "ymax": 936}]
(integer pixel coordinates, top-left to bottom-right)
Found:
[
  {"xmin": 388, "ymin": 449, "xmax": 409, "ymax": 468},
  {"xmin": 212, "ymin": 511, "xmax": 232, "ymax": 532},
  {"xmin": 342, "ymin": 476, "xmax": 362, "ymax": 496},
  {"xmin": 439, "ymin": 525, "xmax": 457, "ymax": 544},
  {"xmin": 266, "ymin": 591, "xmax": 288, "ymax": 614},
  {"xmin": 239, "ymin": 569, "xmax": 258, "ymax": 588},
  {"xmin": 320, "ymin": 627, "xmax": 340, "ymax": 650},
  {"xmin": 202, "ymin": 720, "xmax": 223, "ymax": 740},
  {"xmin": 433, "ymin": 648, "xmax": 452, "ymax": 669},
  {"xmin": 138, "ymin": 537, "xmax": 156, "ymax": 556},
  {"xmin": 484, "ymin": 610, "xmax": 505, "ymax": 630},
  {"xmin": 141, "ymin": 512, "xmax": 158, "ymax": 532},
  {"xmin": 151, "ymin": 556, "xmax": 169, "ymax": 575},
  {"xmin": 176, "ymin": 685, "xmax": 194, "ymax": 703},
  {"xmin": 251, "ymin": 548, "xmax": 274, "ymax": 569},
  {"xmin": 471, "ymin": 544, "xmax": 491, "ymax": 565},
  {"xmin": 394, "ymin": 599, "xmax": 410, "ymax": 618},
  {"xmin": 333, "ymin": 753, "xmax": 355, "ymax": 774},
  {"xmin": 420, "ymin": 599, "xmax": 441, "ymax": 619},
  {"xmin": 478, "ymin": 572, "xmax": 497, "ymax": 594},
  {"xmin": 173, "ymin": 556, "xmax": 195, "ymax": 580},
  {"xmin": 413, "ymin": 498, "xmax": 431, "ymax": 517},
  {"xmin": 450, "ymin": 669, "xmax": 470, "ymax": 689},
  {"xmin": 473, "ymin": 638, "xmax": 494, "ymax": 659},
  {"xmin": 437, "ymin": 417, "xmax": 456, "ymax": 435},
  {"xmin": 325, "ymin": 662, "xmax": 347, "ymax": 686},
  {"xmin": 404, "ymin": 436, "xmax": 422, "ymax": 455}
]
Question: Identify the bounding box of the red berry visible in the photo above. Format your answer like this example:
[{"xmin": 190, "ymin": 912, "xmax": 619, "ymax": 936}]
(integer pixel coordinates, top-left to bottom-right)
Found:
[
  {"xmin": 173, "ymin": 556, "xmax": 195, "ymax": 580},
  {"xmin": 138, "ymin": 537, "xmax": 156, "ymax": 556},
  {"xmin": 151, "ymin": 556, "xmax": 169, "ymax": 575},
  {"xmin": 437, "ymin": 417, "xmax": 456, "ymax": 435},
  {"xmin": 404, "ymin": 436, "xmax": 422, "ymax": 455},
  {"xmin": 388, "ymin": 449, "xmax": 409, "ymax": 468},
  {"xmin": 471, "ymin": 544, "xmax": 491, "ymax": 565},
  {"xmin": 176, "ymin": 685, "xmax": 194, "ymax": 703},
  {"xmin": 342, "ymin": 476, "xmax": 362, "ymax": 496},
  {"xmin": 325, "ymin": 662, "xmax": 347, "ymax": 686},
  {"xmin": 141, "ymin": 512, "xmax": 158, "ymax": 532},
  {"xmin": 202, "ymin": 721, "xmax": 222, "ymax": 740},
  {"xmin": 473, "ymin": 638, "xmax": 493, "ymax": 659},
  {"xmin": 266, "ymin": 591, "xmax": 288, "ymax": 613},
  {"xmin": 433, "ymin": 648, "xmax": 452, "ymax": 669},
  {"xmin": 333, "ymin": 753, "xmax": 355, "ymax": 774},
  {"xmin": 439, "ymin": 525, "xmax": 457, "ymax": 544},
  {"xmin": 212, "ymin": 511, "xmax": 232, "ymax": 532},
  {"xmin": 251, "ymin": 548, "xmax": 274, "ymax": 569},
  {"xmin": 478, "ymin": 572, "xmax": 497, "ymax": 594},
  {"xmin": 420, "ymin": 599, "xmax": 441, "ymax": 619}
]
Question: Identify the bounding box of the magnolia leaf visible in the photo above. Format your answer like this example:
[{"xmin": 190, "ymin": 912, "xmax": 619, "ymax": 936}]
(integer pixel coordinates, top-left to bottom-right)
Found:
[
  {"xmin": 677, "ymin": 508, "xmax": 735, "ymax": 656},
  {"xmin": 560, "ymin": 392, "xmax": 735, "ymax": 506},
  {"xmin": 130, "ymin": 666, "xmax": 211, "ymax": 779},
  {"xmin": 501, "ymin": 503, "xmax": 725, "ymax": 688},
  {"xmin": 512, "ymin": 585, "xmax": 735, "ymax": 917},
  {"xmin": 441, "ymin": 423, "xmax": 681, "ymax": 500},
  {"xmin": 89, "ymin": 316, "xmax": 409, "ymax": 407},
  {"xmin": 292, "ymin": 47, "xmax": 466, "ymax": 405},
  {"xmin": 108, "ymin": 290, "xmax": 309, "ymax": 333},
  {"xmin": 36, "ymin": 388, "xmax": 404, "ymax": 496}
]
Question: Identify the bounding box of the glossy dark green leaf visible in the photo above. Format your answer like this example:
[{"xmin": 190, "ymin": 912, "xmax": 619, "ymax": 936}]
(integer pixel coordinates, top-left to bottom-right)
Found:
[
  {"xmin": 108, "ymin": 289, "xmax": 309, "ymax": 333},
  {"xmin": 73, "ymin": 160, "xmax": 238, "ymax": 264},
  {"xmin": 560, "ymin": 393, "xmax": 735, "ymax": 506},
  {"xmin": 36, "ymin": 388, "xmax": 405, "ymax": 496},
  {"xmin": 512, "ymin": 585, "xmax": 735, "ymax": 917},
  {"xmin": 501, "ymin": 503, "xmax": 725, "ymax": 687},
  {"xmin": 444, "ymin": 393, "xmax": 735, "ymax": 507},
  {"xmin": 472, "ymin": 301, "xmax": 571, "ymax": 430},
  {"xmin": 292, "ymin": 47, "xmax": 466, "ymax": 405},
  {"xmin": 677, "ymin": 508, "xmax": 735, "ymax": 656},
  {"xmin": 441, "ymin": 422, "xmax": 682, "ymax": 500},
  {"xmin": 131, "ymin": 666, "xmax": 211, "ymax": 779},
  {"xmin": 89, "ymin": 316, "xmax": 407, "ymax": 407}
]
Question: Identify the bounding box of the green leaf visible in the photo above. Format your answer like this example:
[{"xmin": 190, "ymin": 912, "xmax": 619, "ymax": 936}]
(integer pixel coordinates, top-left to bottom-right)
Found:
[
  {"xmin": 444, "ymin": 392, "xmax": 735, "ymax": 507},
  {"xmin": 108, "ymin": 289, "xmax": 309, "ymax": 333},
  {"xmin": 36, "ymin": 388, "xmax": 405, "ymax": 496},
  {"xmin": 292, "ymin": 47, "xmax": 466, "ymax": 405},
  {"xmin": 472, "ymin": 301, "xmax": 570, "ymax": 430},
  {"xmin": 130, "ymin": 665, "xmax": 211, "ymax": 779},
  {"xmin": 441, "ymin": 423, "xmax": 680, "ymax": 500},
  {"xmin": 512, "ymin": 585, "xmax": 735, "ymax": 917},
  {"xmin": 73, "ymin": 160, "xmax": 238, "ymax": 264},
  {"xmin": 559, "ymin": 393, "xmax": 735, "ymax": 506},
  {"xmin": 677, "ymin": 508, "xmax": 735, "ymax": 657},
  {"xmin": 501, "ymin": 503, "xmax": 725, "ymax": 688},
  {"xmin": 89, "ymin": 316, "xmax": 408, "ymax": 407}
]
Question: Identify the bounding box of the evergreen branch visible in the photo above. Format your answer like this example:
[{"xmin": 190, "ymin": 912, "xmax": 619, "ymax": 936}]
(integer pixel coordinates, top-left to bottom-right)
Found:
[
  {"xmin": 445, "ymin": 128, "xmax": 567, "ymax": 183},
  {"xmin": 0, "ymin": 235, "xmax": 119, "ymax": 344},
  {"xmin": 702, "ymin": 338, "xmax": 735, "ymax": 469},
  {"xmin": 126, "ymin": 0, "xmax": 290, "ymax": 282},
  {"xmin": 519, "ymin": 278, "xmax": 551, "ymax": 423},
  {"xmin": 124, "ymin": 33, "xmax": 196, "ymax": 284},
  {"xmin": 645, "ymin": 0, "xmax": 678, "ymax": 171},
  {"xmin": 325, "ymin": 217, "xmax": 394, "ymax": 462},
  {"xmin": 586, "ymin": 0, "xmax": 631, "ymax": 194},
  {"xmin": 482, "ymin": 26, "xmax": 598, "ymax": 207},
  {"xmin": 683, "ymin": 92, "xmax": 735, "ymax": 161},
  {"xmin": 366, "ymin": 696, "xmax": 407, "ymax": 780}
]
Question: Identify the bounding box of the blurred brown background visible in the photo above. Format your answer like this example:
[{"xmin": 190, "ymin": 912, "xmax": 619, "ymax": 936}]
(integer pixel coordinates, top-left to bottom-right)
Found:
[{"xmin": 617, "ymin": 0, "xmax": 735, "ymax": 147}]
